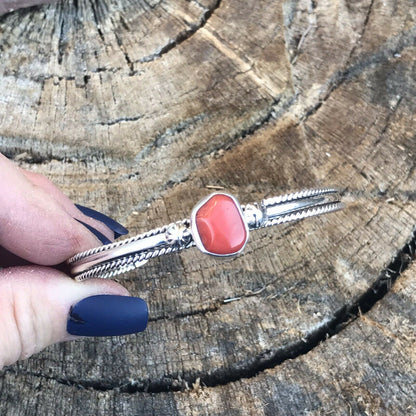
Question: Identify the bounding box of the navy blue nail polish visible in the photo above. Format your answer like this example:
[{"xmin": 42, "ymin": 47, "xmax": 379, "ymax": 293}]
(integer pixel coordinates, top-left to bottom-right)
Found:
[
  {"xmin": 67, "ymin": 295, "xmax": 148, "ymax": 336},
  {"xmin": 75, "ymin": 219, "xmax": 112, "ymax": 245},
  {"xmin": 75, "ymin": 204, "xmax": 128, "ymax": 239}
]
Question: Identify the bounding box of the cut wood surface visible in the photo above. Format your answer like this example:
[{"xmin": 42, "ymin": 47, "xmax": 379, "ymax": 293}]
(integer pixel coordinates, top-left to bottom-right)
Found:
[{"xmin": 0, "ymin": 0, "xmax": 415, "ymax": 414}]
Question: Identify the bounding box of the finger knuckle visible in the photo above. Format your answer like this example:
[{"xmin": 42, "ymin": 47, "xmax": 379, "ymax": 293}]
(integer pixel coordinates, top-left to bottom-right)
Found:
[{"xmin": 0, "ymin": 277, "xmax": 38, "ymax": 366}]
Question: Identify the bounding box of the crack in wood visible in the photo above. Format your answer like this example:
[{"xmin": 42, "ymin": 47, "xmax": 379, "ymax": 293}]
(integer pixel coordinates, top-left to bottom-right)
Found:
[
  {"xmin": 148, "ymin": 304, "xmax": 219, "ymax": 323},
  {"xmin": 57, "ymin": 15, "xmax": 66, "ymax": 65},
  {"xmin": 96, "ymin": 114, "xmax": 144, "ymax": 126},
  {"xmin": 347, "ymin": 0, "xmax": 375, "ymax": 66},
  {"xmin": 110, "ymin": 15, "xmax": 135, "ymax": 75},
  {"xmin": 135, "ymin": 113, "xmax": 208, "ymax": 161},
  {"xmin": 138, "ymin": 0, "xmax": 222, "ymax": 63},
  {"xmin": 89, "ymin": 0, "xmax": 105, "ymax": 42},
  {"xmin": 288, "ymin": 0, "xmax": 317, "ymax": 65},
  {"xmin": 191, "ymin": 93, "xmax": 294, "ymax": 161},
  {"xmin": 300, "ymin": 23, "xmax": 416, "ymax": 123},
  {"xmin": 0, "ymin": 136, "xmax": 109, "ymax": 164}
]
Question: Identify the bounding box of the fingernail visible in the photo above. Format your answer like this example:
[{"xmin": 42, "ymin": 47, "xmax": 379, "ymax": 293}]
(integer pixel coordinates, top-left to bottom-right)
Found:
[
  {"xmin": 67, "ymin": 295, "xmax": 148, "ymax": 336},
  {"xmin": 75, "ymin": 219, "xmax": 112, "ymax": 245},
  {"xmin": 75, "ymin": 204, "xmax": 128, "ymax": 239}
]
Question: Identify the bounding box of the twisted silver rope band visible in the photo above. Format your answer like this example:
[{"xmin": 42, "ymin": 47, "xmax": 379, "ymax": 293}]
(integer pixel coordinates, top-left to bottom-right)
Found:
[
  {"xmin": 68, "ymin": 188, "xmax": 343, "ymax": 281},
  {"xmin": 68, "ymin": 219, "xmax": 190, "ymax": 264},
  {"xmin": 262, "ymin": 201, "xmax": 342, "ymax": 228}
]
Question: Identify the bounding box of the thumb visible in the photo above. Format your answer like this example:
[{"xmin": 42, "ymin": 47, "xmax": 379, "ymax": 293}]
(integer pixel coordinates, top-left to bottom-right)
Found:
[{"xmin": 0, "ymin": 267, "xmax": 148, "ymax": 369}]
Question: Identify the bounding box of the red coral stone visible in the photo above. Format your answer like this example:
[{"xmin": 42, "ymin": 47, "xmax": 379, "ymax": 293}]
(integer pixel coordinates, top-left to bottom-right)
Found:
[{"xmin": 195, "ymin": 194, "xmax": 248, "ymax": 255}]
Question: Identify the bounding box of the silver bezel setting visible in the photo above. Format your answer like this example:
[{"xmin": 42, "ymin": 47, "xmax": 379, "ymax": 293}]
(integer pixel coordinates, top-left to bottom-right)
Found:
[{"xmin": 190, "ymin": 192, "xmax": 250, "ymax": 257}]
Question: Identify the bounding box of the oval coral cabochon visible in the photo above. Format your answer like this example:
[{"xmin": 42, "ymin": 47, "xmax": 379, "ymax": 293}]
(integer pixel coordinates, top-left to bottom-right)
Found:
[{"xmin": 193, "ymin": 194, "xmax": 248, "ymax": 256}]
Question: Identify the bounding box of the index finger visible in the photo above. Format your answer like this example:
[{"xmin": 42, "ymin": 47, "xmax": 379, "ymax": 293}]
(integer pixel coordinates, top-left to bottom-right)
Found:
[{"xmin": 0, "ymin": 154, "xmax": 109, "ymax": 265}]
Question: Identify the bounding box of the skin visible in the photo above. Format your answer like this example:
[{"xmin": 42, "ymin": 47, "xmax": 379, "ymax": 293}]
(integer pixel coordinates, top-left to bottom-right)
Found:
[{"xmin": 0, "ymin": 154, "xmax": 129, "ymax": 369}]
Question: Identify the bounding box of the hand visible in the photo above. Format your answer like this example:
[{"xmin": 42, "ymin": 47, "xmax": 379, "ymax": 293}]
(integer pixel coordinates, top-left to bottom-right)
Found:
[{"xmin": 0, "ymin": 153, "xmax": 148, "ymax": 369}]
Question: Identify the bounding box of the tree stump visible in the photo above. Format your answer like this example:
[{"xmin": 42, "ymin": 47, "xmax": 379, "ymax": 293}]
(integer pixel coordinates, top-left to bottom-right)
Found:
[{"xmin": 1, "ymin": 0, "xmax": 415, "ymax": 414}]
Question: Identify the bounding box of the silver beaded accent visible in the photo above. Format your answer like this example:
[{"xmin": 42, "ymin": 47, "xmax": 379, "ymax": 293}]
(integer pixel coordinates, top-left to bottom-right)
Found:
[
  {"xmin": 165, "ymin": 222, "xmax": 193, "ymax": 248},
  {"xmin": 243, "ymin": 204, "xmax": 264, "ymax": 229}
]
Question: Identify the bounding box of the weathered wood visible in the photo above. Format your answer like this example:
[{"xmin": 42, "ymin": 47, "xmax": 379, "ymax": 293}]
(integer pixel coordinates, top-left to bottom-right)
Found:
[
  {"xmin": 0, "ymin": 0, "xmax": 53, "ymax": 16},
  {"xmin": 0, "ymin": 0, "xmax": 415, "ymax": 414}
]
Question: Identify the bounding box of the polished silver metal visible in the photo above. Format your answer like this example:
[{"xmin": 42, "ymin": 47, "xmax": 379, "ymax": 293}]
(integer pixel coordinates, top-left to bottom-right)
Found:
[{"xmin": 68, "ymin": 188, "xmax": 343, "ymax": 281}]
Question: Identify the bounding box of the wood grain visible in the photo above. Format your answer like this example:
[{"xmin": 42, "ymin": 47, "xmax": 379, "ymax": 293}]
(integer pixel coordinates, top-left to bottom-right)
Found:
[
  {"xmin": 0, "ymin": 0, "xmax": 54, "ymax": 16},
  {"xmin": 0, "ymin": 0, "xmax": 415, "ymax": 414}
]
